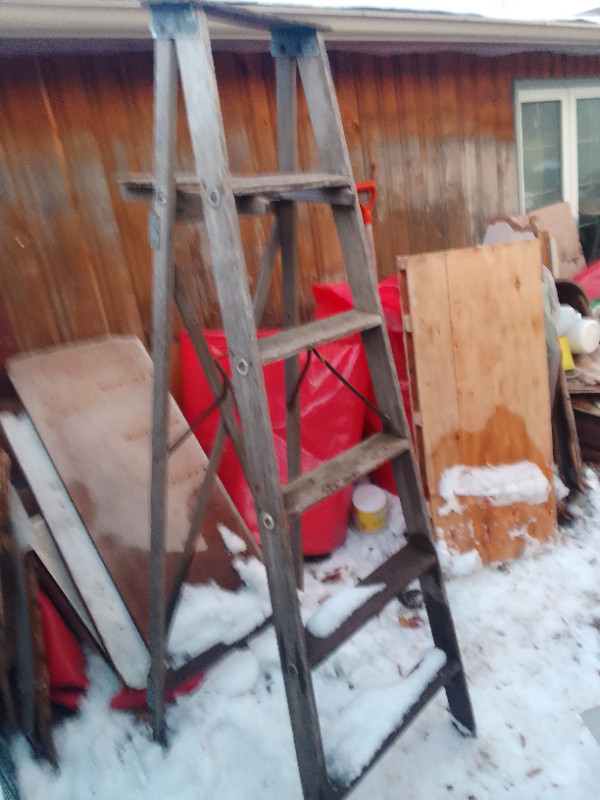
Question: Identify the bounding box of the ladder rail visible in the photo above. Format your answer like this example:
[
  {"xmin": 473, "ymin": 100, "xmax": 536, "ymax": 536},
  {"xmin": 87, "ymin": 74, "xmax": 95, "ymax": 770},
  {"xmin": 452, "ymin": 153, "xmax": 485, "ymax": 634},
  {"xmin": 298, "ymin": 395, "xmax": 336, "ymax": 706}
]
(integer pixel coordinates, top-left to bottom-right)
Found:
[
  {"xmin": 147, "ymin": 32, "xmax": 178, "ymax": 746},
  {"xmin": 296, "ymin": 35, "xmax": 415, "ymax": 443},
  {"xmin": 175, "ymin": 13, "xmax": 330, "ymax": 798},
  {"xmin": 297, "ymin": 30, "xmax": 476, "ymax": 738},
  {"xmin": 276, "ymin": 53, "xmax": 303, "ymax": 587}
]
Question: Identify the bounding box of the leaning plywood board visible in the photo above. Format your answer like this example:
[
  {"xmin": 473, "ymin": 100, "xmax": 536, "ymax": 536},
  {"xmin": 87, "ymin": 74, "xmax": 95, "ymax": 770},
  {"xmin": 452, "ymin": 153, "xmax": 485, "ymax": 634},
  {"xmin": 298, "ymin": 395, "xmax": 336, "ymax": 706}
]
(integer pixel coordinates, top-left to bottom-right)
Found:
[
  {"xmin": 7, "ymin": 337, "xmax": 258, "ymax": 641},
  {"xmin": 1, "ymin": 410, "xmax": 150, "ymax": 689},
  {"xmin": 8, "ymin": 484, "xmax": 104, "ymax": 652},
  {"xmin": 399, "ymin": 240, "xmax": 556, "ymax": 565}
]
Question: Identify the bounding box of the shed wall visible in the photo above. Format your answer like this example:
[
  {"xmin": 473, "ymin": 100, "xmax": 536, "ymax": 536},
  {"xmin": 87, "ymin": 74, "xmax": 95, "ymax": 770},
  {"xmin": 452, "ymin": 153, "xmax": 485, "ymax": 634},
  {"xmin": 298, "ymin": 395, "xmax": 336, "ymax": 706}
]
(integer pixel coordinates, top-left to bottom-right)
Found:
[{"xmin": 2, "ymin": 49, "xmax": 600, "ymax": 350}]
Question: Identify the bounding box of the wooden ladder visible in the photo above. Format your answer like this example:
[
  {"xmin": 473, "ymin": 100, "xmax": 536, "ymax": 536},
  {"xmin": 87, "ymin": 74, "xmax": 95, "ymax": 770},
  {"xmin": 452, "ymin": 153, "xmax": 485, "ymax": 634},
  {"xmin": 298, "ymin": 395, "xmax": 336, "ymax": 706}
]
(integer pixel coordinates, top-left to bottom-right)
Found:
[{"xmin": 128, "ymin": 3, "xmax": 476, "ymax": 798}]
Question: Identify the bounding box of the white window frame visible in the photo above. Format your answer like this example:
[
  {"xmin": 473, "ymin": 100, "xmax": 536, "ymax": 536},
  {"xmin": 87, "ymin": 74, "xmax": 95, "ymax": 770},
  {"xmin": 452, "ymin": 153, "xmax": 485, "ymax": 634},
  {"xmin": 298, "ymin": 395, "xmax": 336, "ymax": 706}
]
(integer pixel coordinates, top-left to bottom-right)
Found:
[{"xmin": 515, "ymin": 79, "xmax": 600, "ymax": 218}]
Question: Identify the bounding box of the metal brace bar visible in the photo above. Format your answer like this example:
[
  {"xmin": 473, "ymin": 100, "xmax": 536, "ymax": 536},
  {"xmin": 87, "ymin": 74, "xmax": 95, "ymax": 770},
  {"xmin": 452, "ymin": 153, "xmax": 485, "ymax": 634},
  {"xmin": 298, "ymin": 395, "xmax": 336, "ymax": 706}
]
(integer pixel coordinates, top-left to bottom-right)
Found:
[
  {"xmin": 150, "ymin": 3, "xmax": 199, "ymax": 39},
  {"xmin": 271, "ymin": 27, "xmax": 319, "ymax": 58}
]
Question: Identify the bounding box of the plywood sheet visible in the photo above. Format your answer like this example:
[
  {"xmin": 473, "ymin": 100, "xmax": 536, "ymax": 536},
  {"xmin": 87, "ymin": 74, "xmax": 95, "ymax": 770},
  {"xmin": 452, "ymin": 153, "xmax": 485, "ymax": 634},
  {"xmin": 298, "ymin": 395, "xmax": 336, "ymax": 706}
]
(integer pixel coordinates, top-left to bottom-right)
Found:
[
  {"xmin": 401, "ymin": 240, "xmax": 556, "ymax": 565},
  {"xmin": 9, "ymin": 486, "xmax": 101, "ymax": 649},
  {"xmin": 7, "ymin": 337, "xmax": 257, "ymax": 641},
  {"xmin": 1, "ymin": 410, "xmax": 150, "ymax": 689}
]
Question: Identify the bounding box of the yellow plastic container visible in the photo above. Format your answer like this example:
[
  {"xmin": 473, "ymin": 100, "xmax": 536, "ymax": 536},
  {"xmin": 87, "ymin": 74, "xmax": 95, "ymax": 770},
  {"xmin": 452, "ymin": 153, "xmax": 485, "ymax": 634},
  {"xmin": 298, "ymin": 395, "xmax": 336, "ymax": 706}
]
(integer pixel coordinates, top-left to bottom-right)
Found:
[
  {"xmin": 559, "ymin": 335, "xmax": 575, "ymax": 371},
  {"xmin": 351, "ymin": 484, "xmax": 388, "ymax": 533}
]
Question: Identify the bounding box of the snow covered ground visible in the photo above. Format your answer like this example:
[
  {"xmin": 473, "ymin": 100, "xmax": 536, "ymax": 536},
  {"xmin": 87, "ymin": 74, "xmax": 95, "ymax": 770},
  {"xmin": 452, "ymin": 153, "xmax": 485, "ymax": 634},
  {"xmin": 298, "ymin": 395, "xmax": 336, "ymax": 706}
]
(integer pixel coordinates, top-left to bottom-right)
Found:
[{"xmin": 10, "ymin": 468, "xmax": 600, "ymax": 800}]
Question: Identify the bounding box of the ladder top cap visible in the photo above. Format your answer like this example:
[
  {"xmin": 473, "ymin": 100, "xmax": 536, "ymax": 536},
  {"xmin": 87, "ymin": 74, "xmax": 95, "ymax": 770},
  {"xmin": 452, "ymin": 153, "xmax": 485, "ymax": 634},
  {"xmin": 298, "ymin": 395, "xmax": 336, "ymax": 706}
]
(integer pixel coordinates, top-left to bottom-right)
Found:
[{"xmin": 143, "ymin": 1, "xmax": 330, "ymax": 33}]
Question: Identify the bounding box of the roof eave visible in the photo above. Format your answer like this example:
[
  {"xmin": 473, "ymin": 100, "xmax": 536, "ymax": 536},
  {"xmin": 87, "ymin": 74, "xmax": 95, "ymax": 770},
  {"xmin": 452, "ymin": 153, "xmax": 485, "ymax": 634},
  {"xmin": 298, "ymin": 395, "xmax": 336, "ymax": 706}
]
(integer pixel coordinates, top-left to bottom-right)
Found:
[{"xmin": 1, "ymin": 4, "xmax": 600, "ymax": 53}]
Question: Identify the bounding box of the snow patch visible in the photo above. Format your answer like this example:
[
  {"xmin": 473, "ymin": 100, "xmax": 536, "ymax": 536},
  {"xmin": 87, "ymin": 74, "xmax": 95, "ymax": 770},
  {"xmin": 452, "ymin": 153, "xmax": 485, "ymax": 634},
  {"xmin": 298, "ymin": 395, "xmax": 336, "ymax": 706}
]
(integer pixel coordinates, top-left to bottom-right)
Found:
[
  {"xmin": 217, "ymin": 524, "xmax": 247, "ymax": 555},
  {"xmin": 218, "ymin": 0, "xmax": 599, "ymax": 24},
  {"xmin": 324, "ymin": 648, "xmax": 447, "ymax": 785},
  {"xmin": 554, "ymin": 471, "xmax": 570, "ymax": 502},
  {"xmin": 306, "ymin": 583, "xmax": 386, "ymax": 638},
  {"xmin": 201, "ymin": 649, "xmax": 261, "ymax": 697},
  {"xmin": 232, "ymin": 556, "xmax": 271, "ymax": 602},
  {"xmin": 438, "ymin": 461, "xmax": 551, "ymax": 516},
  {"xmin": 435, "ymin": 536, "xmax": 483, "ymax": 579},
  {"xmin": 167, "ymin": 569, "xmax": 271, "ymax": 667}
]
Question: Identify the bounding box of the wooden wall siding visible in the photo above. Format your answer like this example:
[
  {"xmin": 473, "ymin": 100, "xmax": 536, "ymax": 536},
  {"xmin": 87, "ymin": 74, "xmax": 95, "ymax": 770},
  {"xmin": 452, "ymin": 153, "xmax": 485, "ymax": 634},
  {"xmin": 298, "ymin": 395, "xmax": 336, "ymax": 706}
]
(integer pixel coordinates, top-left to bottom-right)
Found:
[{"xmin": 2, "ymin": 49, "xmax": 600, "ymax": 353}]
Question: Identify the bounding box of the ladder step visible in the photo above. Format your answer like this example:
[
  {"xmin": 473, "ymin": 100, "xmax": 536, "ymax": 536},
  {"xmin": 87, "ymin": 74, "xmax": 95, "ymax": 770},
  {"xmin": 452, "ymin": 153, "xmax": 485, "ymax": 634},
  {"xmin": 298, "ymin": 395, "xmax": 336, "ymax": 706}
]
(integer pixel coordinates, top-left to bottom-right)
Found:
[
  {"xmin": 231, "ymin": 172, "xmax": 353, "ymax": 202},
  {"xmin": 306, "ymin": 541, "xmax": 436, "ymax": 669},
  {"xmin": 282, "ymin": 432, "xmax": 410, "ymax": 520},
  {"xmin": 118, "ymin": 172, "xmax": 354, "ymax": 222},
  {"xmin": 118, "ymin": 173, "xmax": 273, "ymax": 222},
  {"xmin": 326, "ymin": 652, "xmax": 461, "ymax": 797},
  {"xmin": 258, "ymin": 310, "xmax": 382, "ymax": 365},
  {"xmin": 166, "ymin": 616, "xmax": 272, "ymax": 691}
]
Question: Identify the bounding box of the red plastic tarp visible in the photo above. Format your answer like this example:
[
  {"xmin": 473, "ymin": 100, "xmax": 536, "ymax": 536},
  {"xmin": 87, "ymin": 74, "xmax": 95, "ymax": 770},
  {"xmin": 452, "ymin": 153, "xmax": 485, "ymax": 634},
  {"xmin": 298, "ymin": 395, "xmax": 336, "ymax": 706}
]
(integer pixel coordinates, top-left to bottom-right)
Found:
[
  {"xmin": 575, "ymin": 260, "xmax": 600, "ymax": 301},
  {"xmin": 38, "ymin": 591, "xmax": 88, "ymax": 710},
  {"xmin": 181, "ymin": 329, "xmax": 370, "ymax": 555},
  {"xmin": 312, "ymin": 276, "xmax": 412, "ymax": 494}
]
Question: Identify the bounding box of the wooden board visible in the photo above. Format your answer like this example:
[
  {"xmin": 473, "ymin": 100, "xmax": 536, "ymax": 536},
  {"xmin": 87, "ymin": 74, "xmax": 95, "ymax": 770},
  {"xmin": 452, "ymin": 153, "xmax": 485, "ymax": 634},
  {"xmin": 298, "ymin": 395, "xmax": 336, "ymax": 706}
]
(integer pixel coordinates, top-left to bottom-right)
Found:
[
  {"xmin": 9, "ymin": 485, "xmax": 103, "ymax": 651},
  {"xmin": 7, "ymin": 337, "xmax": 258, "ymax": 642},
  {"xmin": 571, "ymin": 397, "xmax": 600, "ymax": 464},
  {"xmin": 565, "ymin": 348, "xmax": 600, "ymax": 393},
  {"xmin": 400, "ymin": 240, "xmax": 556, "ymax": 564},
  {"xmin": 1, "ymin": 410, "xmax": 150, "ymax": 689}
]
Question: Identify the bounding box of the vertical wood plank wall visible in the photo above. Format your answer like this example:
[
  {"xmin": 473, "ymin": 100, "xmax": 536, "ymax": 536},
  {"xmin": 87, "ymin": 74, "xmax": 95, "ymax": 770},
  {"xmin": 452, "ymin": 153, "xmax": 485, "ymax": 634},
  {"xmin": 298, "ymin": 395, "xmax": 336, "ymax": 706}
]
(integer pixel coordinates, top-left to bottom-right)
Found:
[{"xmin": 1, "ymin": 48, "xmax": 600, "ymax": 352}]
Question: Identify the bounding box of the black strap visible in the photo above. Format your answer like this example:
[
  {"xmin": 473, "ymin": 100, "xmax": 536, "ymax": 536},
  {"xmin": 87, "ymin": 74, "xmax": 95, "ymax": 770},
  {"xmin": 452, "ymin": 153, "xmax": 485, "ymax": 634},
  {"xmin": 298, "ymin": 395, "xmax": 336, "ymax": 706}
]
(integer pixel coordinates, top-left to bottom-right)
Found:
[
  {"xmin": 285, "ymin": 345, "xmax": 392, "ymax": 429},
  {"xmin": 168, "ymin": 360, "xmax": 232, "ymax": 454}
]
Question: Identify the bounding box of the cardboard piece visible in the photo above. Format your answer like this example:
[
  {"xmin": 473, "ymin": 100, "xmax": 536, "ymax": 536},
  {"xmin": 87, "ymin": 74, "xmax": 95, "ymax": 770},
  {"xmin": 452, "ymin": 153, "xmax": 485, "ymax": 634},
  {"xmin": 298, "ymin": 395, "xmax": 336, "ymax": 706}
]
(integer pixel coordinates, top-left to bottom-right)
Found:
[{"xmin": 485, "ymin": 202, "xmax": 586, "ymax": 280}]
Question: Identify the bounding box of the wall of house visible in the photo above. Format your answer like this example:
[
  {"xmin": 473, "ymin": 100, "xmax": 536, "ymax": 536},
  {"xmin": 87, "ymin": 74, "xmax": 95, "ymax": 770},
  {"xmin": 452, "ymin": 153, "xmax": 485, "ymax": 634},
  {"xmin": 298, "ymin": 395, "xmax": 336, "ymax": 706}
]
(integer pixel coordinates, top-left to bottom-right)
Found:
[{"xmin": 2, "ymin": 47, "xmax": 600, "ymax": 353}]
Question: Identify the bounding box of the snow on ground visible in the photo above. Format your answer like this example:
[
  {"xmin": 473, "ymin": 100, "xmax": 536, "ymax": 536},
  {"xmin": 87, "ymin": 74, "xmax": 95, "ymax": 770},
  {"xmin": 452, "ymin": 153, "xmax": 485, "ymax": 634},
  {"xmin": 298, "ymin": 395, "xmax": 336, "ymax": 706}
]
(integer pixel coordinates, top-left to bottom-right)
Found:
[{"xmin": 11, "ymin": 468, "xmax": 600, "ymax": 799}]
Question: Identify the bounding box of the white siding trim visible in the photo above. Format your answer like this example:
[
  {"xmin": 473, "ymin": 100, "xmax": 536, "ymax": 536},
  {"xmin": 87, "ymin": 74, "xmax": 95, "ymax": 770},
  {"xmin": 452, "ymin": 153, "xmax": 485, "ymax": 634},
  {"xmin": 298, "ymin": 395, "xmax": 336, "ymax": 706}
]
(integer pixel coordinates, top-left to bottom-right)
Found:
[{"xmin": 515, "ymin": 81, "xmax": 600, "ymax": 218}]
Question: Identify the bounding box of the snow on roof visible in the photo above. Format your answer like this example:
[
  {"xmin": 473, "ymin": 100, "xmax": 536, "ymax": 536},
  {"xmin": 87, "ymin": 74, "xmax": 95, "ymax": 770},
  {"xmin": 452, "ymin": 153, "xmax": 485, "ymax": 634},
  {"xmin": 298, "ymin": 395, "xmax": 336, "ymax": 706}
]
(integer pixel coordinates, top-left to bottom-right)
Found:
[
  {"xmin": 244, "ymin": 0, "xmax": 596, "ymax": 23},
  {"xmin": 2, "ymin": 0, "xmax": 600, "ymax": 47},
  {"xmin": 2, "ymin": 0, "xmax": 600, "ymax": 23}
]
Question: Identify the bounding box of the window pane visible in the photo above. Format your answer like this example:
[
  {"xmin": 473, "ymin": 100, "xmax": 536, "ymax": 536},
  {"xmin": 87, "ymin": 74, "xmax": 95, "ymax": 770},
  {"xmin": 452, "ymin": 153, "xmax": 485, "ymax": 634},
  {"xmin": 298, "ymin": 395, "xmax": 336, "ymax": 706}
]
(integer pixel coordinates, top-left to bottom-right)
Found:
[
  {"xmin": 578, "ymin": 97, "xmax": 600, "ymax": 214},
  {"xmin": 521, "ymin": 100, "xmax": 562, "ymax": 212}
]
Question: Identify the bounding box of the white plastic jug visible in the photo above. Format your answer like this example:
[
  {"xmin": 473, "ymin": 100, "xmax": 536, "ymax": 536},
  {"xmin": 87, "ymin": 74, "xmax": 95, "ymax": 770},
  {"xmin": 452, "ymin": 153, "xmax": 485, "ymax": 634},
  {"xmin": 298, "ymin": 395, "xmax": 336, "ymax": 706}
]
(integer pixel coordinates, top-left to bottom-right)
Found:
[
  {"xmin": 566, "ymin": 317, "xmax": 600, "ymax": 355},
  {"xmin": 556, "ymin": 304, "xmax": 579, "ymax": 337}
]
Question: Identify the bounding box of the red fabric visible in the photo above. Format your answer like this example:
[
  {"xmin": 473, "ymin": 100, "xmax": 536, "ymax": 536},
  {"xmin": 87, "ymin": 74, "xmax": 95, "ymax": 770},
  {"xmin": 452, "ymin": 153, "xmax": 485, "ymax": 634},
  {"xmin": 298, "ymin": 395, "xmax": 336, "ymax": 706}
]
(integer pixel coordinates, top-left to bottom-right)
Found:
[
  {"xmin": 110, "ymin": 673, "xmax": 204, "ymax": 711},
  {"xmin": 312, "ymin": 276, "xmax": 413, "ymax": 494},
  {"xmin": 49, "ymin": 688, "xmax": 87, "ymax": 710},
  {"xmin": 38, "ymin": 591, "xmax": 88, "ymax": 710},
  {"xmin": 181, "ymin": 329, "xmax": 370, "ymax": 555},
  {"xmin": 575, "ymin": 260, "xmax": 600, "ymax": 301},
  {"xmin": 38, "ymin": 592, "xmax": 203, "ymax": 712}
]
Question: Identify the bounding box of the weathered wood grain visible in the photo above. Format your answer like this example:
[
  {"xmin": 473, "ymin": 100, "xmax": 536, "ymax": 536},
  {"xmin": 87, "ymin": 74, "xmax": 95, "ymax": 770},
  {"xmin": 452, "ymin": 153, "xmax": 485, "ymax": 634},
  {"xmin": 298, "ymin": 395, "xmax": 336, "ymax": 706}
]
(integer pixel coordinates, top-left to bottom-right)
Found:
[
  {"xmin": 7, "ymin": 338, "xmax": 256, "ymax": 641},
  {"xmin": 2, "ymin": 49, "xmax": 600, "ymax": 355},
  {"xmin": 177, "ymin": 15, "xmax": 328, "ymax": 798},
  {"xmin": 1, "ymin": 409, "xmax": 150, "ymax": 689},
  {"xmin": 258, "ymin": 309, "xmax": 381, "ymax": 364},
  {"xmin": 402, "ymin": 240, "xmax": 556, "ymax": 565},
  {"xmin": 37, "ymin": 56, "xmax": 145, "ymax": 341},
  {"xmin": 283, "ymin": 432, "xmax": 410, "ymax": 519}
]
